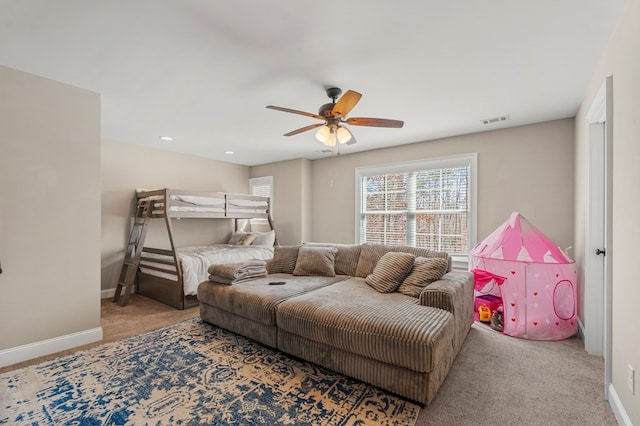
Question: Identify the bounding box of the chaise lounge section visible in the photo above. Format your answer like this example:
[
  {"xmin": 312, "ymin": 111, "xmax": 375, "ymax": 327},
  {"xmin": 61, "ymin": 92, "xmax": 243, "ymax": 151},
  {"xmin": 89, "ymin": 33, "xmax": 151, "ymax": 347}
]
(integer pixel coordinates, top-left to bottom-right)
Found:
[{"xmin": 198, "ymin": 243, "xmax": 474, "ymax": 406}]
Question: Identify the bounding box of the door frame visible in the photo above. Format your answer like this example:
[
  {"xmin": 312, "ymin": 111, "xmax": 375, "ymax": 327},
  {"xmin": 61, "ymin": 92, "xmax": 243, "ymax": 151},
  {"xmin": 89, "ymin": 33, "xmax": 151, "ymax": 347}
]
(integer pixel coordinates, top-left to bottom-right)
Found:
[{"xmin": 583, "ymin": 75, "xmax": 613, "ymax": 397}]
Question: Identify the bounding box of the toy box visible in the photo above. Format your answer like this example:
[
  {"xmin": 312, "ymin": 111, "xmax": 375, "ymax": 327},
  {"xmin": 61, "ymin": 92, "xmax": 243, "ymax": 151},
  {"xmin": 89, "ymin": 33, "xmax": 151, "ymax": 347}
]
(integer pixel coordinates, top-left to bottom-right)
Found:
[{"xmin": 474, "ymin": 294, "xmax": 503, "ymax": 313}]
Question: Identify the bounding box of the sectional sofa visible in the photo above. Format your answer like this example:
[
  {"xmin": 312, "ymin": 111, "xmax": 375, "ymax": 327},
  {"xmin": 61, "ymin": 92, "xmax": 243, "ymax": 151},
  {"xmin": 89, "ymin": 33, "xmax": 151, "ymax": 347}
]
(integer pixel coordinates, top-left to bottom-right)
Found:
[{"xmin": 198, "ymin": 243, "xmax": 474, "ymax": 406}]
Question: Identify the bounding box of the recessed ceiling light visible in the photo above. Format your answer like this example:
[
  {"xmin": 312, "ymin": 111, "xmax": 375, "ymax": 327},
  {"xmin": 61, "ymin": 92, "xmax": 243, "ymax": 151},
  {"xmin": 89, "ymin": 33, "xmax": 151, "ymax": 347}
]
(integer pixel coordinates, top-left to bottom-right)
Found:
[
  {"xmin": 159, "ymin": 135, "xmax": 173, "ymax": 141},
  {"xmin": 225, "ymin": 151, "xmax": 234, "ymax": 155}
]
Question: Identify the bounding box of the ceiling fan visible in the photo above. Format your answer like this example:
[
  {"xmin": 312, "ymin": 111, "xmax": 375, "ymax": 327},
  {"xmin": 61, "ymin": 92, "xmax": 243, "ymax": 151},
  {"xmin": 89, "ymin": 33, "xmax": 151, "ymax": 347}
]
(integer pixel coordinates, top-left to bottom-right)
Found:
[{"xmin": 266, "ymin": 87, "xmax": 404, "ymax": 147}]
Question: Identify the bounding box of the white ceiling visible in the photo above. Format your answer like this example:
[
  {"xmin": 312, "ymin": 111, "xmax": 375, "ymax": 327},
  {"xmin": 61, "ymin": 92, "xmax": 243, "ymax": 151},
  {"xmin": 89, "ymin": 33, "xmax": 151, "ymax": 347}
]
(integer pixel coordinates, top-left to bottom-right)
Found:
[{"xmin": 0, "ymin": 1, "xmax": 624, "ymax": 166}]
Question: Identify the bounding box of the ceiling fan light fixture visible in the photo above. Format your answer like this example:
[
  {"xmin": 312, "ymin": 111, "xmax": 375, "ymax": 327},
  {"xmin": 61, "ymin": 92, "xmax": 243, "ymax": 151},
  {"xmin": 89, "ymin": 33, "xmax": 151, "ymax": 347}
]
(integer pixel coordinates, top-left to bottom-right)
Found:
[
  {"xmin": 323, "ymin": 130, "xmax": 337, "ymax": 147},
  {"xmin": 315, "ymin": 125, "xmax": 331, "ymax": 143},
  {"xmin": 336, "ymin": 126, "xmax": 352, "ymax": 144}
]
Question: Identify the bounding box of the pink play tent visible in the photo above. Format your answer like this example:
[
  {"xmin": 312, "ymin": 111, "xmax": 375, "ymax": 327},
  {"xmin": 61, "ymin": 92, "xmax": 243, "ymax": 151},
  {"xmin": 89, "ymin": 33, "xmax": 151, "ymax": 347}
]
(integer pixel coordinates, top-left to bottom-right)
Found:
[{"xmin": 469, "ymin": 212, "xmax": 577, "ymax": 340}]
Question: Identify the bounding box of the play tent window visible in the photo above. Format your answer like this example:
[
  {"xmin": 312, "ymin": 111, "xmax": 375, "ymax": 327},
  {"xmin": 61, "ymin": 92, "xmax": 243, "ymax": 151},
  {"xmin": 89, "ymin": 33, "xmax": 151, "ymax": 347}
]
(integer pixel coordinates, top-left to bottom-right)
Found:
[{"xmin": 356, "ymin": 154, "xmax": 477, "ymax": 257}]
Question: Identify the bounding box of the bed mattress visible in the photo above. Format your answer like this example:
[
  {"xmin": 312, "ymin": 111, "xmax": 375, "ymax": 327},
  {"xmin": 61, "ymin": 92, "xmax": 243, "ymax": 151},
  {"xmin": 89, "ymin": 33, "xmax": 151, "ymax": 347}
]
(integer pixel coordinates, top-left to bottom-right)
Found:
[{"xmin": 140, "ymin": 244, "xmax": 274, "ymax": 296}]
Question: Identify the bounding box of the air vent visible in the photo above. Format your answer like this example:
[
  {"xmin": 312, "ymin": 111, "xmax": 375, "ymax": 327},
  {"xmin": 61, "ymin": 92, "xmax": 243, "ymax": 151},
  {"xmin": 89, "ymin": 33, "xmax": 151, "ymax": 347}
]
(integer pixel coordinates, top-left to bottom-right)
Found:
[{"xmin": 481, "ymin": 115, "xmax": 510, "ymax": 125}]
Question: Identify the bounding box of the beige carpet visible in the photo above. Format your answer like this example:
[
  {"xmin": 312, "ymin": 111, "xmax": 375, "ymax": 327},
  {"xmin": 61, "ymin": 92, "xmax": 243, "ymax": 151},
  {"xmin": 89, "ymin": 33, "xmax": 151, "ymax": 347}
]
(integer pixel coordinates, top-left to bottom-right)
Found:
[
  {"xmin": 0, "ymin": 295, "xmax": 199, "ymax": 375},
  {"xmin": 2, "ymin": 295, "xmax": 617, "ymax": 425},
  {"xmin": 417, "ymin": 324, "xmax": 616, "ymax": 425}
]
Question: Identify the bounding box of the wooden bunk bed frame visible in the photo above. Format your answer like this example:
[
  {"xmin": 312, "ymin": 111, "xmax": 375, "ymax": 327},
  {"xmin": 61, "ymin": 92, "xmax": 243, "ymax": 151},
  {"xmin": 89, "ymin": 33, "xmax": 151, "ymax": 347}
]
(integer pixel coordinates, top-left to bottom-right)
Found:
[{"xmin": 120, "ymin": 188, "xmax": 274, "ymax": 310}]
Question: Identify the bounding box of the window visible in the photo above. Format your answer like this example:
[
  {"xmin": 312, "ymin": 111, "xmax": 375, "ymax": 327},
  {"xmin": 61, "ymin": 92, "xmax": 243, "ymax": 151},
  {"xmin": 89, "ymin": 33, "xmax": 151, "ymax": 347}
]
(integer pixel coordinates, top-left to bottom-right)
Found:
[
  {"xmin": 250, "ymin": 176, "xmax": 273, "ymax": 211},
  {"xmin": 249, "ymin": 176, "xmax": 273, "ymax": 230},
  {"xmin": 356, "ymin": 154, "xmax": 477, "ymax": 262}
]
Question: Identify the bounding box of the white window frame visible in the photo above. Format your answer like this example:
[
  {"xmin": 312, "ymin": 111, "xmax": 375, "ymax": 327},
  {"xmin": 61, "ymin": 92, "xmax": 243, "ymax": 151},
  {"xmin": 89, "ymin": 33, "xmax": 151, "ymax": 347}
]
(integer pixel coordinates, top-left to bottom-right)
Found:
[
  {"xmin": 355, "ymin": 153, "xmax": 477, "ymax": 269},
  {"xmin": 249, "ymin": 176, "xmax": 273, "ymax": 213}
]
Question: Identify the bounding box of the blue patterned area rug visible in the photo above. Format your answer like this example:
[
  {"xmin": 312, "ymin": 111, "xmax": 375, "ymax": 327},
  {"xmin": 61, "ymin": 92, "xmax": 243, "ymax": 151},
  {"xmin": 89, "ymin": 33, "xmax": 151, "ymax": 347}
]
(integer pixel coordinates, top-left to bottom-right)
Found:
[{"xmin": 1, "ymin": 318, "xmax": 419, "ymax": 425}]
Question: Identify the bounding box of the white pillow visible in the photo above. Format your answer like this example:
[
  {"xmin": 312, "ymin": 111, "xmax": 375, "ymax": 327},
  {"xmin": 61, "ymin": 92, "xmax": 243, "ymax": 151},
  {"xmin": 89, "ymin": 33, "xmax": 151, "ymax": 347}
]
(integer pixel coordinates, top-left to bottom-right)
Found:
[{"xmin": 252, "ymin": 230, "xmax": 276, "ymax": 246}]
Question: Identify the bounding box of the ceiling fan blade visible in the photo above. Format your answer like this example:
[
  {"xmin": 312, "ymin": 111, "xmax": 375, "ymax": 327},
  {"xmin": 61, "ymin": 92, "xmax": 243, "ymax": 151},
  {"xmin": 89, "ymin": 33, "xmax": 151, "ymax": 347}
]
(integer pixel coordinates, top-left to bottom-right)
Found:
[
  {"xmin": 331, "ymin": 90, "xmax": 362, "ymax": 117},
  {"xmin": 266, "ymin": 105, "xmax": 324, "ymax": 120},
  {"xmin": 283, "ymin": 122, "xmax": 325, "ymax": 136},
  {"xmin": 345, "ymin": 117, "xmax": 404, "ymax": 128}
]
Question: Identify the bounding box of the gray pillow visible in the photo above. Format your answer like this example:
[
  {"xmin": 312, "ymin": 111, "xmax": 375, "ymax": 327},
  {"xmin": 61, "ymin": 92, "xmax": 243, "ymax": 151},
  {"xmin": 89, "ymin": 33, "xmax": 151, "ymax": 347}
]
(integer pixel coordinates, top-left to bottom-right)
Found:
[
  {"xmin": 303, "ymin": 242, "xmax": 361, "ymax": 276},
  {"xmin": 397, "ymin": 257, "xmax": 449, "ymax": 297},
  {"xmin": 293, "ymin": 246, "xmax": 338, "ymax": 277},
  {"xmin": 365, "ymin": 252, "xmax": 415, "ymax": 293},
  {"xmin": 269, "ymin": 246, "xmax": 300, "ymax": 274}
]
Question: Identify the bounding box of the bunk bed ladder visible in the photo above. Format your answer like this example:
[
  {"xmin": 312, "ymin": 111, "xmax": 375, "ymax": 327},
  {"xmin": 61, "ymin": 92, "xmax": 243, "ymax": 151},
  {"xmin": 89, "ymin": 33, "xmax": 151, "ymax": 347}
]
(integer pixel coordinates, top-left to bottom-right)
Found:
[{"xmin": 113, "ymin": 199, "xmax": 152, "ymax": 306}]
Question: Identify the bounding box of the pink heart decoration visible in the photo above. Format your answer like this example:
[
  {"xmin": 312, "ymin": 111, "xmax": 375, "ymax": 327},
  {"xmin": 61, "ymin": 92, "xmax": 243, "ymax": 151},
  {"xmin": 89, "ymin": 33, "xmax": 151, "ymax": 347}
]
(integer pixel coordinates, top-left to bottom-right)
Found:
[
  {"xmin": 533, "ymin": 292, "xmax": 538, "ymax": 296},
  {"xmin": 533, "ymin": 322, "xmax": 538, "ymax": 326},
  {"xmin": 511, "ymin": 318, "xmax": 516, "ymax": 322}
]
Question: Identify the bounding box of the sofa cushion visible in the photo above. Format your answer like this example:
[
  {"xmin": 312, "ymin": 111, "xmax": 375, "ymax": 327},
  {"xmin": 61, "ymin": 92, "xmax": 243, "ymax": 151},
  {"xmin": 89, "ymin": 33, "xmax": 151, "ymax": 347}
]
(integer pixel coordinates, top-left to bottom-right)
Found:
[
  {"xmin": 397, "ymin": 257, "xmax": 449, "ymax": 297},
  {"xmin": 293, "ymin": 246, "xmax": 338, "ymax": 277},
  {"xmin": 197, "ymin": 274, "xmax": 347, "ymax": 326},
  {"xmin": 303, "ymin": 242, "xmax": 362, "ymax": 276},
  {"xmin": 269, "ymin": 245, "xmax": 300, "ymax": 274},
  {"xmin": 277, "ymin": 278, "xmax": 455, "ymax": 373},
  {"xmin": 365, "ymin": 252, "xmax": 415, "ymax": 293},
  {"xmin": 355, "ymin": 244, "xmax": 451, "ymax": 278}
]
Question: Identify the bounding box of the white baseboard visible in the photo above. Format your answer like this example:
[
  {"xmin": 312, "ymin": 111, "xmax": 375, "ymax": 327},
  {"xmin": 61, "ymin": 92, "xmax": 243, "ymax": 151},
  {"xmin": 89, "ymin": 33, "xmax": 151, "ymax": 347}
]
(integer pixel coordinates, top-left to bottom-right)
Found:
[
  {"xmin": 0, "ymin": 327, "xmax": 103, "ymax": 368},
  {"xmin": 608, "ymin": 383, "xmax": 633, "ymax": 426},
  {"xmin": 101, "ymin": 287, "xmax": 116, "ymax": 299},
  {"xmin": 101, "ymin": 286, "xmax": 136, "ymax": 300}
]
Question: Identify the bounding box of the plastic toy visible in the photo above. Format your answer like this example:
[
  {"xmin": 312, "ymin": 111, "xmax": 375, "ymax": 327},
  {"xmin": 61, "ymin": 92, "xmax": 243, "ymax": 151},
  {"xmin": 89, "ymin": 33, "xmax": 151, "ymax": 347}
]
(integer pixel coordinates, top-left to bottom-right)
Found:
[{"xmin": 478, "ymin": 305, "xmax": 491, "ymax": 322}]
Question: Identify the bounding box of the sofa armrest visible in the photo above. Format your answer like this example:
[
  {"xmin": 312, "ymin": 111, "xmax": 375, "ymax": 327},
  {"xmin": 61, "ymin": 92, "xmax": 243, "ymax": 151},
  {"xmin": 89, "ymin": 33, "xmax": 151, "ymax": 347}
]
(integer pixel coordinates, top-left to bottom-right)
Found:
[{"xmin": 419, "ymin": 270, "xmax": 475, "ymax": 351}]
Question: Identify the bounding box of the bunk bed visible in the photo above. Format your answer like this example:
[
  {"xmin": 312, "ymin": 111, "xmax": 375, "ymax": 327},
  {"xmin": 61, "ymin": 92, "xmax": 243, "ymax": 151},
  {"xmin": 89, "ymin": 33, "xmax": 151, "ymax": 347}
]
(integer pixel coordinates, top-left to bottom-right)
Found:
[{"xmin": 124, "ymin": 188, "xmax": 275, "ymax": 309}]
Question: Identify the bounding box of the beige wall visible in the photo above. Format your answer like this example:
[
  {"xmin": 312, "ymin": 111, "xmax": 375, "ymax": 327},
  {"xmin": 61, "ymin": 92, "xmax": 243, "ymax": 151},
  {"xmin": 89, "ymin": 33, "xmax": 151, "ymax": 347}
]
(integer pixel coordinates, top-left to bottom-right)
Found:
[
  {"xmin": 310, "ymin": 119, "xmax": 575, "ymax": 250},
  {"xmin": 575, "ymin": 0, "xmax": 640, "ymax": 422},
  {"xmin": 0, "ymin": 66, "xmax": 101, "ymax": 357},
  {"xmin": 101, "ymin": 140, "xmax": 250, "ymax": 292},
  {"xmin": 250, "ymin": 159, "xmax": 312, "ymax": 245}
]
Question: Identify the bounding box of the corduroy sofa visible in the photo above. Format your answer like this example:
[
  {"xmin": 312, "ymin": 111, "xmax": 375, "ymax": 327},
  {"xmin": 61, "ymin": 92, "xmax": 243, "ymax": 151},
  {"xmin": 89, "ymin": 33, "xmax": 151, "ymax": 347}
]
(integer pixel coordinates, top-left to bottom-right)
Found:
[{"xmin": 198, "ymin": 243, "xmax": 474, "ymax": 406}]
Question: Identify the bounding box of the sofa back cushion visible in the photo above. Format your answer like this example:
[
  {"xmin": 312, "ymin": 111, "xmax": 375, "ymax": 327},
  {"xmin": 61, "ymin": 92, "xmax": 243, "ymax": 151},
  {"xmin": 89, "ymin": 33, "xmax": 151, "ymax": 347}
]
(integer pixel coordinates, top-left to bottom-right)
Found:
[
  {"xmin": 293, "ymin": 246, "xmax": 338, "ymax": 277},
  {"xmin": 303, "ymin": 242, "xmax": 362, "ymax": 276},
  {"xmin": 355, "ymin": 243, "xmax": 451, "ymax": 278},
  {"xmin": 269, "ymin": 245, "xmax": 300, "ymax": 274},
  {"xmin": 365, "ymin": 252, "xmax": 415, "ymax": 293},
  {"xmin": 397, "ymin": 257, "xmax": 449, "ymax": 297}
]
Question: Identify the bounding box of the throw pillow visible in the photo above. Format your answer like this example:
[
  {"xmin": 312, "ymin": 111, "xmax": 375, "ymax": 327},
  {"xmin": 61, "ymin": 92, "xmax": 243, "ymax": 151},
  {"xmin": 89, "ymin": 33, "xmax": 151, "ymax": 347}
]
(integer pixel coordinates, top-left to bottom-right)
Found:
[
  {"xmin": 293, "ymin": 246, "xmax": 338, "ymax": 277},
  {"xmin": 228, "ymin": 231, "xmax": 251, "ymax": 245},
  {"xmin": 303, "ymin": 242, "xmax": 362, "ymax": 276},
  {"xmin": 365, "ymin": 252, "xmax": 415, "ymax": 293},
  {"xmin": 236, "ymin": 233, "xmax": 257, "ymax": 245},
  {"xmin": 269, "ymin": 246, "xmax": 300, "ymax": 274},
  {"xmin": 397, "ymin": 257, "xmax": 449, "ymax": 297}
]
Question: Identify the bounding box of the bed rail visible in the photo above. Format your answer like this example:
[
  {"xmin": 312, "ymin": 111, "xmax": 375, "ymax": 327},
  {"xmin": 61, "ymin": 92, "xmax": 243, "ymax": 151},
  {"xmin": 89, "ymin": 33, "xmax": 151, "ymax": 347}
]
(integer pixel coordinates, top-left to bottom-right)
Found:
[{"xmin": 135, "ymin": 189, "xmax": 270, "ymax": 219}]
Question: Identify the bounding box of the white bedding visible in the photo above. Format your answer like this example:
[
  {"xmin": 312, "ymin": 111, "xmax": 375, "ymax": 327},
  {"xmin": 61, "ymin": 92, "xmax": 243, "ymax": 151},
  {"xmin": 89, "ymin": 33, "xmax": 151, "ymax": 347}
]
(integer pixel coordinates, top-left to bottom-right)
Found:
[
  {"xmin": 139, "ymin": 244, "xmax": 274, "ymax": 296},
  {"xmin": 169, "ymin": 194, "xmax": 225, "ymax": 206},
  {"xmin": 168, "ymin": 206, "xmax": 225, "ymax": 213}
]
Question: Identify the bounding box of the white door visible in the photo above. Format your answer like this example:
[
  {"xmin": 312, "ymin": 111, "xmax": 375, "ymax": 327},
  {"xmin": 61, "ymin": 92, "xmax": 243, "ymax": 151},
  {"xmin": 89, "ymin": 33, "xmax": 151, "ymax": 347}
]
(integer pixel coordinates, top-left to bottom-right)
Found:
[{"xmin": 584, "ymin": 76, "xmax": 612, "ymax": 397}]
